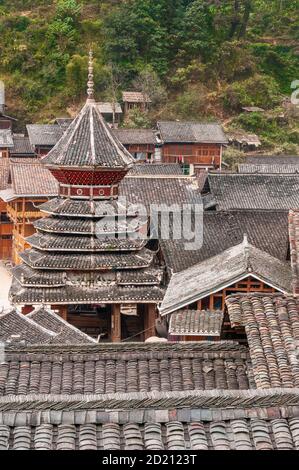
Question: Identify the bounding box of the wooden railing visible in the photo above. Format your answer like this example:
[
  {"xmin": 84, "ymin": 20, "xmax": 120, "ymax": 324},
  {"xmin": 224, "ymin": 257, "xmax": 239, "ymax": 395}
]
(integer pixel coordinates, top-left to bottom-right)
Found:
[{"xmin": 7, "ymin": 205, "xmax": 43, "ymax": 222}]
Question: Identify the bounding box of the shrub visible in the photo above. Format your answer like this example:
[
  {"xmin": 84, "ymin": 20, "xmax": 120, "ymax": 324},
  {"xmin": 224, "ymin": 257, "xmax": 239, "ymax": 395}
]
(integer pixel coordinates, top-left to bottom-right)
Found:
[
  {"xmin": 223, "ymin": 74, "xmax": 281, "ymax": 111},
  {"xmin": 222, "ymin": 148, "xmax": 246, "ymax": 171}
]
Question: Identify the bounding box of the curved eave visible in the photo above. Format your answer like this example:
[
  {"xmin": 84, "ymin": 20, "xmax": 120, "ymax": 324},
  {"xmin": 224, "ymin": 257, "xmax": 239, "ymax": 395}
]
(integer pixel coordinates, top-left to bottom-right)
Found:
[
  {"xmin": 160, "ymin": 271, "xmax": 291, "ymax": 316},
  {"xmin": 38, "ymin": 209, "xmax": 134, "ymax": 219},
  {"xmin": 10, "ymin": 284, "xmax": 165, "ymax": 305},
  {"xmin": 38, "ymin": 209, "xmax": 112, "ymax": 219},
  {"xmin": 33, "ymin": 221, "xmax": 142, "ymax": 236},
  {"xmin": 26, "ymin": 235, "xmax": 147, "ymax": 253},
  {"xmin": 19, "ymin": 250, "xmax": 154, "ymax": 271},
  {"xmin": 44, "ymin": 163, "xmax": 133, "ymax": 171}
]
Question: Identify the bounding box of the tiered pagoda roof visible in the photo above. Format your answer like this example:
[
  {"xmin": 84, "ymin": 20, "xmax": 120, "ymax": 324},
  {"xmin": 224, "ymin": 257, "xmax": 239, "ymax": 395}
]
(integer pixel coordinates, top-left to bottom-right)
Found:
[{"xmin": 10, "ymin": 52, "xmax": 165, "ymax": 305}]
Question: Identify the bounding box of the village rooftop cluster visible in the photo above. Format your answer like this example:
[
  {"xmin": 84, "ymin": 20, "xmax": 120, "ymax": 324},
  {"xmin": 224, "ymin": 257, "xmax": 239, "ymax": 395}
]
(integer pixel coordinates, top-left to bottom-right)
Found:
[{"xmin": 1, "ymin": 55, "xmax": 299, "ymax": 451}]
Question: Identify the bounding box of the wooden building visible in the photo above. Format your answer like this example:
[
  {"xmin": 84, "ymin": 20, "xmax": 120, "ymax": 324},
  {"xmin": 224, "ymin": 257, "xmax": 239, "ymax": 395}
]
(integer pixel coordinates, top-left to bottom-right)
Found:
[
  {"xmin": 227, "ymin": 130, "xmax": 261, "ymax": 152},
  {"xmin": 0, "ymin": 159, "xmax": 58, "ymax": 264},
  {"xmin": 113, "ymin": 128, "xmax": 157, "ymax": 161},
  {"xmin": 0, "ymin": 107, "xmax": 17, "ymax": 131},
  {"xmin": 0, "ymin": 159, "xmax": 13, "ymax": 259},
  {"xmin": 157, "ymin": 121, "xmax": 228, "ymax": 171},
  {"xmin": 0, "ymin": 129, "xmax": 14, "ymax": 158},
  {"xmin": 26, "ymin": 124, "xmax": 63, "ymax": 156},
  {"xmin": 10, "ymin": 55, "xmax": 165, "ymax": 342},
  {"xmin": 97, "ymin": 102, "xmax": 122, "ymax": 126},
  {"xmin": 122, "ymin": 91, "xmax": 151, "ymax": 117},
  {"xmin": 10, "ymin": 135, "xmax": 36, "ymax": 158},
  {"xmin": 160, "ymin": 236, "xmax": 293, "ymax": 341}
]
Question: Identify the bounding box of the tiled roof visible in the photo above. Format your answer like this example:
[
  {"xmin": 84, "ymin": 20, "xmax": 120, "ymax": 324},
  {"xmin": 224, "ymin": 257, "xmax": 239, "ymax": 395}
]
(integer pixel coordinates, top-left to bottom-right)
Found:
[
  {"xmin": 0, "ymin": 308, "xmax": 55, "ymax": 345},
  {"xmin": 245, "ymin": 155, "xmax": 299, "ymax": 165},
  {"xmin": 13, "ymin": 263, "xmax": 163, "ymax": 288},
  {"xmin": 120, "ymin": 176, "xmax": 201, "ymax": 211},
  {"xmin": 1, "ymin": 402, "xmax": 299, "ymax": 450},
  {"xmin": 97, "ymin": 102, "xmax": 122, "ymax": 114},
  {"xmin": 9, "ymin": 160, "xmax": 58, "ymax": 196},
  {"xmin": 226, "ymin": 294, "xmax": 299, "ymax": 388},
  {"xmin": 27, "ymin": 233, "xmax": 147, "ymax": 252},
  {"xmin": 122, "ymin": 91, "xmax": 151, "ymax": 103},
  {"xmin": 0, "ymin": 307, "xmax": 96, "ymax": 345},
  {"xmin": 19, "ymin": 248, "xmax": 155, "ymax": 270},
  {"xmin": 240, "ymin": 156, "xmax": 299, "ymax": 174},
  {"xmin": 239, "ymin": 163, "xmax": 299, "ymax": 174},
  {"xmin": 227, "ymin": 131, "xmax": 261, "ymax": 146},
  {"xmin": 157, "ymin": 121, "xmax": 228, "ymax": 144},
  {"xmin": 4, "ymin": 166, "xmax": 199, "ymax": 210},
  {"xmin": 0, "ymin": 159, "xmax": 10, "ymax": 190},
  {"xmin": 113, "ymin": 128, "xmax": 156, "ymax": 145},
  {"xmin": 169, "ymin": 310, "xmax": 224, "ymax": 337},
  {"xmin": 160, "ymin": 210, "xmax": 289, "ymax": 273},
  {"xmin": 0, "ymin": 109, "xmax": 17, "ymax": 121},
  {"xmin": 43, "ymin": 101, "xmax": 134, "ymax": 169},
  {"xmin": 127, "ymin": 163, "xmax": 184, "ymax": 177},
  {"xmin": 54, "ymin": 118, "xmax": 73, "ymax": 130},
  {"xmin": 118, "ymin": 267, "xmax": 163, "ymax": 285},
  {"xmin": 26, "ymin": 124, "xmax": 63, "ymax": 147},
  {"xmin": 10, "ymin": 135, "xmax": 35, "ymax": 156},
  {"xmin": 288, "ymin": 210, "xmax": 299, "ymax": 296},
  {"xmin": 206, "ymin": 173, "xmax": 299, "ymax": 211},
  {"xmin": 0, "ymin": 408, "xmax": 299, "ymax": 450},
  {"xmin": 38, "ymin": 197, "xmax": 137, "ymax": 218},
  {"xmin": 13, "ymin": 264, "xmax": 66, "ymax": 287},
  {"xmin": 27, "ymin": 307, "xmax": 96, "ymax": 344},
  {"xmin": 34, "ymin": 216, "xmax": 140, "ymax": 235},
  {"xmin": 160, "ymin": 238, "xmax": 293, "ymax": 315},
  {"xmin": 10, "ymin": 281, "xmax": 165, "ymax": 304},
  {"xmin": 0, "ymin": 129, "xmax": 13, "ymax": 148},
  {"xmin": 0, "ymin": 342, "xmax": 251, "ymax": 396}
]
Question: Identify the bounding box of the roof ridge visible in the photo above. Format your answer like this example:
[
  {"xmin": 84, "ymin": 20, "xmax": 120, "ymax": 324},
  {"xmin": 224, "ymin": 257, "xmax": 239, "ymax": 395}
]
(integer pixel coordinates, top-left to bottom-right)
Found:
[
  {"xmin": 42, "ymin": 102, "xmax": 87, "ymax": 166},
  {"xmin": 0, "ymin": 388, "xmax": 298, "ymax": 411}
]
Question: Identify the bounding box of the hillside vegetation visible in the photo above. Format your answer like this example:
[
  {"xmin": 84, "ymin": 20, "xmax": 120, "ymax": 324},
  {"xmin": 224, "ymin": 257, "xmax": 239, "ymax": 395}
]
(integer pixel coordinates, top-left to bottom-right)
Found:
[{"xmin": 0, "ymin": 0, "xmax": 298, "ymax": 153}]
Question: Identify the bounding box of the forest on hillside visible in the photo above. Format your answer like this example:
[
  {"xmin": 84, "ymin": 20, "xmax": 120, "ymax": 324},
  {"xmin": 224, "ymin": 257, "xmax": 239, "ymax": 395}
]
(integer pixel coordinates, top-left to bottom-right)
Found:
[{"xmin": 0, "ymin": 0, "xmax": 298, "ymax": 155}]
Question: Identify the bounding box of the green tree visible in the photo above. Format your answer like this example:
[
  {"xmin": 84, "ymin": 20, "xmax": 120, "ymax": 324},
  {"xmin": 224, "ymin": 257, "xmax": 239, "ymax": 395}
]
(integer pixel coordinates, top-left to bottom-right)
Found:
[
  {"xmin": 56, "ymin": 0, "xmax": 82, "ymax": 22},
  {"xmin": 133, "ymin": 66, "xmax": 167, "ymax": 107}
]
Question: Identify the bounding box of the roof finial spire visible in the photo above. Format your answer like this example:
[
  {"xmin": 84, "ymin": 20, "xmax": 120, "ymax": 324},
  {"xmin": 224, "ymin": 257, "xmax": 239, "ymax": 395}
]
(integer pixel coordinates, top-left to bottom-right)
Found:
[{"xmin": 87, "ymin": 49, "xmax": 95, "ymax": 101}]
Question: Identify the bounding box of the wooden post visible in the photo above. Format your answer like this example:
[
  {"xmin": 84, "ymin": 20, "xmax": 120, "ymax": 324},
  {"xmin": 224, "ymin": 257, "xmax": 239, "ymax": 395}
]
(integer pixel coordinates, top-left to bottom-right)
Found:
[
  {"xmin": 145, "ymin": 304, "xmax": 157, "ymax": 340},
  {"xmin": 60, "ymin": 306, "xmax": 68, "ymax": 321},
  {"xmin": 111, "ymin": 304, "xmax": 121, "ymax": 343}
]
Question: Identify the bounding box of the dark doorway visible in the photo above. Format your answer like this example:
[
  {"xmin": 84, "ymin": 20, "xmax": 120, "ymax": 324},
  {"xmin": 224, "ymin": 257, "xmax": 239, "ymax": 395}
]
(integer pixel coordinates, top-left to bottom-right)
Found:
[
  {"xmin": 68, "ymin": 304, "xmax": 112, "ymax": 341},
  {"xmin": 121, "ymin": 305, "xmax": 145, "ymax": 342}
]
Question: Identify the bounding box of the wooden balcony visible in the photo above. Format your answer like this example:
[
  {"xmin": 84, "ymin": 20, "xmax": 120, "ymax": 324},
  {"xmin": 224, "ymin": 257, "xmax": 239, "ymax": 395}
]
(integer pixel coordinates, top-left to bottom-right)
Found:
[{"xmin": 7, "ymin": 205, "xmax": 44, "ymax": 222}]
